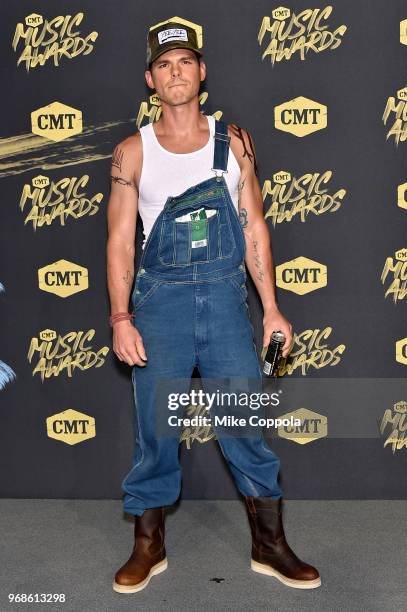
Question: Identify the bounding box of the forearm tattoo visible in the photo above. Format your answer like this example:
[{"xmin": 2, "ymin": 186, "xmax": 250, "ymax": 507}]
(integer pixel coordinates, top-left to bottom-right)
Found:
[
  {"xmin": 238, "ymin": 177, "xmax": 246, "ymax": 204},
  {"xmin": 112, "ymin": 146, "xmax": 124, "ymax": 171},
  {"xmin": 230, "ymin": 124, "xmax": 259, "ymax": 177},
  {"xmin": 239, "ymin": 208, "xmax": 248, "ymax": 228},
  {"xmin": 252, "ymin": 239, "xmax": 265, "ymax": 282},
  {"xmin": 238, "ymin": 177, "xmax": 248, "ymax": 228},
  {"xmin": 122, "ymin": 270, "xmax": 134, "ymax": 287}
]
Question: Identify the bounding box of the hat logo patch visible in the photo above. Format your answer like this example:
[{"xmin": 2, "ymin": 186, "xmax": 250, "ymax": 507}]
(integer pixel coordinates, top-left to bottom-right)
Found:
[{"xmin": 158, "ymin": 28, "xmax": 188, "ymax": 45}]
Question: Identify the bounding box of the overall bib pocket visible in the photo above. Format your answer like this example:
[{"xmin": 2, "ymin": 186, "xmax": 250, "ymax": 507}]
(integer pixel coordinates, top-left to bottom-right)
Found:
[{"xmin": 157, "ymin": 205, "xmax": 236, "ymax": 266}]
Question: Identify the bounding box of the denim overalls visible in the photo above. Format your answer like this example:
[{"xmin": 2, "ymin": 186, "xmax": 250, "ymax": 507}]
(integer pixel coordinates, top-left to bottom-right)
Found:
[{"xmin": 122, "ymin": 119, "xmax": 283, "ymax": 515}]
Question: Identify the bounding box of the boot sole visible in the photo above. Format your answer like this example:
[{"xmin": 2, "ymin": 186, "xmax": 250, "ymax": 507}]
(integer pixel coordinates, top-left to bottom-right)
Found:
[
  {"xmin": 112, "ymin": 557, "xmax": 168, "ymax": 593},
  {"xmin": 251, "ymin": 559, "xmax": 321, "ymax": 589}
]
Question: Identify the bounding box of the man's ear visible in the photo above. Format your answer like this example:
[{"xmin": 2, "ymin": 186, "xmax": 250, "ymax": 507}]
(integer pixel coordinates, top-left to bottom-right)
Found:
[
  {"xmin": 145, "ymin": 69, "xmax": 153, "ymax": 89},
  {"xmin": 199, "ymin": 60, "xmax": 206, "ymax": 83}
]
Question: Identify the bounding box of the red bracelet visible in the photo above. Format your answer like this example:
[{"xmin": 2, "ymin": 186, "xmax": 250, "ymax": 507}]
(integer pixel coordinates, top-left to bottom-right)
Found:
[{"xmin": 109, "ymin": 311, "xmax": 134, "ymax": 327}]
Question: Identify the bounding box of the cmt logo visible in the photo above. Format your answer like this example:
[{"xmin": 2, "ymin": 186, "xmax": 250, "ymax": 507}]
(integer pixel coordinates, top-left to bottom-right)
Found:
[
  {"xmin": 272, "ymin": 6, "xmax": 291, "ymax": 20},
  {"xmin": 397, "ymin": 182, "xmax": 407, "ymax": 210},
  {"xmin": 273, "ymin": 170, "xmax": 291, "ymax": 184},
  {"xmin": 46, "ymin": 409, "xmax": 95, "ymax": 445},
  {"xmin": 31, "ymin": 101, "xmax": 82, "ymax": 142},
  {"xmin": 32, "ymin": 175, "xmax": 50, "ymax": 188},
  {"xmin": 274, "ymin": 96, "xmax": 327, "ymax": 136},
  {"xmin": 25, "ymin": 13, "xmax": 43, "ymax": 27},
  {"xmin": 38, "ymin": 259, "xmax": 88, "ymax": 297},
  {"xmin": 401, "ymin": 19, "xmax": 407, "ymax": 45},
  {"xmin": 396, "ymin": 87, "xmax": 407, "ymax": 102},
  {"xmin": 395, "ymin": 337, "xmax": 407, "ymax": 365},
  {"xmin": 277, "ymin": 408, "xmax": 327, "ymax": 444},
  {"xmin": 275, "ymin": 256, "xmax": 327, "ymax": 295},
  {"xmin": 39, "ymin": 329, "xmax": 57, "ymax": 341}
]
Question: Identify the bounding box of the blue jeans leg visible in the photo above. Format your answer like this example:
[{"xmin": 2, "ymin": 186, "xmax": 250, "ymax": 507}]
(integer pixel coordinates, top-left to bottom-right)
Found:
[
  {"xmin": 121, "ymin": 283, "xmax": 196, "ymax": 515},
  {"xmin": 197, "ymin": 279, "xmax": 283, "ymax": 499}
]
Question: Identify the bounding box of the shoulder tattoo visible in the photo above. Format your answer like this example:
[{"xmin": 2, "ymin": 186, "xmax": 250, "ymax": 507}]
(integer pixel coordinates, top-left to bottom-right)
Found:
[
  {"xmin": 112, "ymin": 145, "xmax": 124, "ymax": 172},
  {"xmin": 110, "ymin": 143, "xmax": 139, "ymax": 192},
  {"xmin": 229, "ymin": 124, "xmax": 259, "ymax": 177}
]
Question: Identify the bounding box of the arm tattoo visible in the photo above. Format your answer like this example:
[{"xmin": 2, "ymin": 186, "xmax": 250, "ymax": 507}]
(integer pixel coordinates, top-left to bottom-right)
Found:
[
  {"xmin": 112, "ymin": 146, "xmax": 124, "ymax": 171},
  {"xmin": 229, "ymin": 124, "xmax": 259, "ymax": 177},
  {"xmin": 239, "ymin": 208, "xmax": 248, "ymax": 228},
  {"xmin": 111, "ymin": 143, "xmax": 139, "ymax": 191},
  {"xmin": 238, "ymin": 177, "xmax": 246, "ymax": 203},
  {"xmin": 122, "ymin": 270, "xmax": 134, "ymax": 286},
  {"xmin": 238, "ymin": 178, "xmax": 248, "ymax": 228},
  {"xmin": 110, "ymin": 175, "xmax": 138, "ymax": 190},
  {"xmin": 252, "ymin": 239, "xmax": 265, "ymax": 282}
]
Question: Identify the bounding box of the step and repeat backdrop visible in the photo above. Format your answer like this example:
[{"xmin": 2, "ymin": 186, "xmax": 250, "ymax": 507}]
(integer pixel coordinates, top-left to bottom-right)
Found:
[{"xmin": 1, "ymin": 1, "xmax": 406, "ymax": 502}]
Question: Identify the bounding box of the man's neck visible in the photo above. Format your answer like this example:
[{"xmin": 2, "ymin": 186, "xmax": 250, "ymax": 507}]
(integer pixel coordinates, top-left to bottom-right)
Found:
[{"xmin": 154, "ymin": 100, "xmax": 206, "ymax": 137}]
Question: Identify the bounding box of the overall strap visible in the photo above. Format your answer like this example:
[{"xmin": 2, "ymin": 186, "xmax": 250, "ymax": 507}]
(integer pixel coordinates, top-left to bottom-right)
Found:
[{"xmin": 212, "ymin": 119, "xmax": 230, "ymax": 181}]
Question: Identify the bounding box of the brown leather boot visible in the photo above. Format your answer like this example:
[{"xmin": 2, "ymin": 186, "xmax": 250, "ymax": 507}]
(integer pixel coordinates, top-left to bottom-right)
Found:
[
  {"xmin": 113, "ymin": 507, "xmax": 167, "ymax": 593},
  {"xmin": 244, "ymin": 496, "xmax": 321, "ymax": 589}
]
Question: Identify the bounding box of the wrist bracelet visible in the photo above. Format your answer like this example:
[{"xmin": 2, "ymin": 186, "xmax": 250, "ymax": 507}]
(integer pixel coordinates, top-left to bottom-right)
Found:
[{"xmin": 109, "ymin": 311, "xmax": 134, "ymax": 327}]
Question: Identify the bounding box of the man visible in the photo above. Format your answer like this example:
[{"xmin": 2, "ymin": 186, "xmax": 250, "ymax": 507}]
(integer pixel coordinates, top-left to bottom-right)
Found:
[{"xmin": 107, "ymin": 19, "xmax": 321, "ymax": 593}]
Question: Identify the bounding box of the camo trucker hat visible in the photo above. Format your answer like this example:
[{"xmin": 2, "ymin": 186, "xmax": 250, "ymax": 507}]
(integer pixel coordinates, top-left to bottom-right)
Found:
[{"xmin": 146, "ymin": 19, "xmax": 202, "ymax": 68}]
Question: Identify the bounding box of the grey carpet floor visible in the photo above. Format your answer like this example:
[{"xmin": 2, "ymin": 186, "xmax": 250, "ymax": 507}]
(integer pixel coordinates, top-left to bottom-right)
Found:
[{"xmin": 0, "ymin": 499, "xmax": 405, "ymax": 612}]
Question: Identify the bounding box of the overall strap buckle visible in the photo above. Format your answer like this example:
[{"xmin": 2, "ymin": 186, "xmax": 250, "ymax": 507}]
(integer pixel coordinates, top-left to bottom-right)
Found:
[
  {"xmin": 212, "ymin": 169, "xmax": 226, "ymax": 182},
  {"xmin": 212, "ymin": 119, "xmax": 230, "ymax": 181}
]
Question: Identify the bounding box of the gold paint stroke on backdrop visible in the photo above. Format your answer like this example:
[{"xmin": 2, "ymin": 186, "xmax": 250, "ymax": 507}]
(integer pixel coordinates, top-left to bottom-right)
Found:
[{"xmin": 0, "ymin": 118, "xmax": 134, "ymax": 178}]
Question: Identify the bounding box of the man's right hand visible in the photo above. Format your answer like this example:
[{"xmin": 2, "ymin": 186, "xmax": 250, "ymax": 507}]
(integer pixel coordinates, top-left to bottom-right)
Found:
[{"xmin": 112, "ymin": 320, "xmax": 148, "ymax": 366}]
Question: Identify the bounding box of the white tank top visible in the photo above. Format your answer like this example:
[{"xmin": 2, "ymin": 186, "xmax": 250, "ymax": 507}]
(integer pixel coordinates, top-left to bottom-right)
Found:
[{"xmin": 138, "ymin": 114, "xmax": 241, "ymax": 249}]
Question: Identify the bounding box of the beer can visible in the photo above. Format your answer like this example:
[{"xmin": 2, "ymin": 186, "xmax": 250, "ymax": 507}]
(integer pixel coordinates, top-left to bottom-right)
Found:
[{"xmin": 263, "ymin": 331, "xmax": 285, "ymax": 377}]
